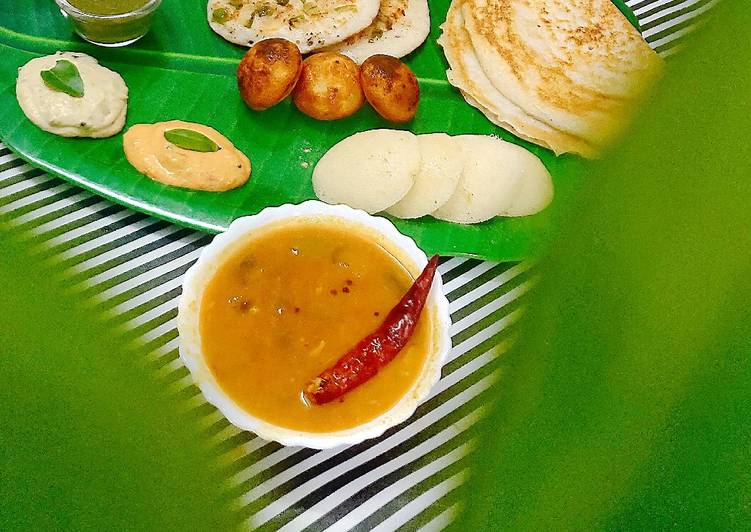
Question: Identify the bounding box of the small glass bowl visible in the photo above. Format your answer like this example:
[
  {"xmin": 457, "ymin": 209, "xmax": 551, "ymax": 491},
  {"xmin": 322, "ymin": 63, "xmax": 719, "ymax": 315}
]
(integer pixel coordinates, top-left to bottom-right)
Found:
[{"xmin": 54, "ymin": 0, "xmax": 162, "ymax": 48}]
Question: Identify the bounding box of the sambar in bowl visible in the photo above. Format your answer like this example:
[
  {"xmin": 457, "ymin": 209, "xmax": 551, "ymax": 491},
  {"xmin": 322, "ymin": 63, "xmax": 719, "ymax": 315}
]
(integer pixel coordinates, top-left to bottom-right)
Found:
[{"xmin": 178, "ymin": 201, "xmax": 451, "ymax": 448}]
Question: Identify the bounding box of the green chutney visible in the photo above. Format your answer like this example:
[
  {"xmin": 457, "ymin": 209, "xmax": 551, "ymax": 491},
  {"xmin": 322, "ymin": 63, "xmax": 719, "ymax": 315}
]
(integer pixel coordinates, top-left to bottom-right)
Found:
[
  {"xmin": 68, "ymin": 0, "xmax": 150, "ymax": 16},
  {"xmin": 64, "ymin": 0, "xmax": 159, "ymax": 46}
]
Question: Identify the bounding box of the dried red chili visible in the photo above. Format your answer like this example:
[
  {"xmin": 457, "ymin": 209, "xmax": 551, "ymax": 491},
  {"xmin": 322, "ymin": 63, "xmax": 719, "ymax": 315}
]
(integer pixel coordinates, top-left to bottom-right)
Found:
[{"xmin": 304, "ymin": 255, "xmax": 440, "ymax": 405}]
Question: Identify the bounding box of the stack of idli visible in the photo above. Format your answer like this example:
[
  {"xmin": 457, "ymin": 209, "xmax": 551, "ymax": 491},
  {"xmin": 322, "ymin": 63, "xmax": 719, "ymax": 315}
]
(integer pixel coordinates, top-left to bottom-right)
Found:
[
  {"xmin": 438, "ymin": 0, "xmax": 663, "ymax": 158},
  {"xmin": 312, "ymin": 129, "xmax": 554, "ymax": 224}
]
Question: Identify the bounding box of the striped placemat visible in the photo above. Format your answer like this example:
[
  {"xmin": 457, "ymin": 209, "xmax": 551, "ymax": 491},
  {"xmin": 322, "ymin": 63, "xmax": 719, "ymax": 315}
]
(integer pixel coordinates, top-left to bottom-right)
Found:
[{"xmin": 0, "ymin": 2, "xmax": 705, "ymax": 529}]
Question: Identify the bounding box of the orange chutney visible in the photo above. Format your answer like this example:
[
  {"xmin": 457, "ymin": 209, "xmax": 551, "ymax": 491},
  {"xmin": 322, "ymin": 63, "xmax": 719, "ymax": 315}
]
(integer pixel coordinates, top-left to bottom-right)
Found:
[{"xmin": 200, "ymin": 219, "xmax": 433, "ymax": 433}]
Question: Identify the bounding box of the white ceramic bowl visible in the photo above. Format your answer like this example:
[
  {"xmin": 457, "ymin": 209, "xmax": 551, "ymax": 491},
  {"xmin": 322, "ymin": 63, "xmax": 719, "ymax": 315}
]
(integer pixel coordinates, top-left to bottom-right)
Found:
[{"xmin": 177, "ymin": 201, "xmax": 451, "ymax": 449}]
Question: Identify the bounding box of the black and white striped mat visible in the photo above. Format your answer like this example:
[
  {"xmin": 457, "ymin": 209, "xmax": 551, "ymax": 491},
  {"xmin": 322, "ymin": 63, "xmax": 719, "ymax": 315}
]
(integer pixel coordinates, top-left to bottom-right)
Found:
[{"xmin": 0, "ymin": 2, "xmax": 705, "ymax": 529}]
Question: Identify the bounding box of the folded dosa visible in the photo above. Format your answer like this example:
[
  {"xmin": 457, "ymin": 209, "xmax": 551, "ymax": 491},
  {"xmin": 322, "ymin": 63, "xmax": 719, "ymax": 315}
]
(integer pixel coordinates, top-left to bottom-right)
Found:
[
  {"xmin": 438, "ymin": 0, "xmax": 597, "ymax": 157},
  {"xmin": 461, "ymin": 0, "xmax": 662, "ymax": 146}
]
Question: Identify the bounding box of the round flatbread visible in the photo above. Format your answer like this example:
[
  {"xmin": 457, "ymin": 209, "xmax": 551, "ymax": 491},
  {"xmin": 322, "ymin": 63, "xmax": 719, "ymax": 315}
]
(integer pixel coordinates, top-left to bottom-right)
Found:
[
  {"xmin": 313, "ymin": 129, "xmax": 419, "ymax": 213},
  {"xmin": 438, "ymin": 0, "xmax": 597, "ymax": 158},
  {"xmin": 432, "ymin": 135, "xmax": 524, "ymax": 224},
  {"xmin": 207, "ymin": 0, "xmax": 380, "ymax": 53},
  {"xmin": 461, "ymin": 0, "xmax": 662, "ymax": 146},
  {"xmin": 324, "ymin": 0, "xmax": 431, "ymax": 64},
  {"xmin": 386, "ymin": 133, "xmax": 463, "ymax": 219}
]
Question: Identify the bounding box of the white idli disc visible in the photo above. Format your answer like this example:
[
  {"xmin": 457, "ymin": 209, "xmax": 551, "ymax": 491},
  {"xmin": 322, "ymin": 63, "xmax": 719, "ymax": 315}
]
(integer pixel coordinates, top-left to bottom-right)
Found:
[
  {"xmin": 499, "ymin": 148, "xmax": 554, "ymax": 217},
  {"xmin": 386, "ymin": 133, "xmax": 463, "ymax": 219},
  {"xmin": 313, "ymin": 129, "xmax": 419, "ymax": 214},
  {"xmin": 432, "ymin": 135, "xmax": 523, "ymax": 224}
]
